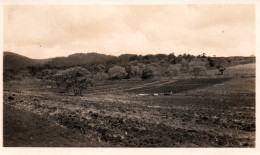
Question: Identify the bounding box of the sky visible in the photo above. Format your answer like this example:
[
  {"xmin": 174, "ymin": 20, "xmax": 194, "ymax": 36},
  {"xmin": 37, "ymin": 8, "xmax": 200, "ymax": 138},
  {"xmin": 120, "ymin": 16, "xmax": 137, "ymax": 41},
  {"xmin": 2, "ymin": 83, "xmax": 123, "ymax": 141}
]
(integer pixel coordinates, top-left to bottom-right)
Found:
[{"xmin": 3, "ymin": 5, "xmax": 255, "ymax": 59}]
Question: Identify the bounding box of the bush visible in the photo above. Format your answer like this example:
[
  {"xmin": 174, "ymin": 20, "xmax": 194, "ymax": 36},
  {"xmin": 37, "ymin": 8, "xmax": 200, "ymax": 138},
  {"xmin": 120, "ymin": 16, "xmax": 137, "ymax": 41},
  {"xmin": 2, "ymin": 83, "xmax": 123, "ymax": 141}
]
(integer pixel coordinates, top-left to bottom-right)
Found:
[
  {"xmin": 142, "ymin": 66, "xmax": 154, "ymax": 79},
  {"xmin": 108, "ymin": 66, "xmax": 128, "ymax": 79},
  {"xmin": 94, "ymin": 71, "xmax": 109, "ymax": 81},
  {"xmin": 130, "ymin": 66, "xmax": 143, "ymax": 77},
  {"xmin": 189, "ymin": 58, "xmax": 207, "ymax": 78},
  {"xmin": 218, "ymin": 66, "xmax": 226, "ymax": 75},
  {"xmin": 190, "ymin": 67, "xmax": 202, "ymax": 78},
  {"xmin": 53, "ymin": 67, "xmax": 94, "ymax": 96},
  {"xmin": 167, "ymin": 64, "xmax": 179, "ymax": 76},
  {"xmin": 180, "ymin": 59, "xmax": 189, "ymax": 73}
]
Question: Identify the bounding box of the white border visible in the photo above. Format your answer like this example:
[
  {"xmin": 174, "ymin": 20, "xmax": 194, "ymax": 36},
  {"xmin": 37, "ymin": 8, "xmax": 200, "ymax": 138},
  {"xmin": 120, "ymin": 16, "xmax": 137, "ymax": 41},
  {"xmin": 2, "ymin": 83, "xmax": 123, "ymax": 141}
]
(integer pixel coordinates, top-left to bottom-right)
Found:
[{"xmin": 0, "ymin": 0, "xmax": 259, "ymax": 155}]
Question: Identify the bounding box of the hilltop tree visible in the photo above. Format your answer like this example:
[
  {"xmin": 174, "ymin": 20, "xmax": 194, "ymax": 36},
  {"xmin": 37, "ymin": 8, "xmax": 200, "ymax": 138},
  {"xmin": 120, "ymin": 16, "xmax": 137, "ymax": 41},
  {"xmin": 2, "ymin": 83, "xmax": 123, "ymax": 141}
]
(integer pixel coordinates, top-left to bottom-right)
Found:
[
  {"xmin": 129, "ymin": 55, "xmax": 140, "ymax": 62},
  {"xmin": 53, "ymin": 67, "xmax": 94, "ymax": 96},
  {"xmin": 201, "ymin": 53, "xmax": 206, "ymax": 58},
  {"xmin": 168, "ymin": 53, "xmax": 177, "ymax": 64},
  {"xmin": 207, "ymin": 57, "xmax": 215, "ymax": 68}
]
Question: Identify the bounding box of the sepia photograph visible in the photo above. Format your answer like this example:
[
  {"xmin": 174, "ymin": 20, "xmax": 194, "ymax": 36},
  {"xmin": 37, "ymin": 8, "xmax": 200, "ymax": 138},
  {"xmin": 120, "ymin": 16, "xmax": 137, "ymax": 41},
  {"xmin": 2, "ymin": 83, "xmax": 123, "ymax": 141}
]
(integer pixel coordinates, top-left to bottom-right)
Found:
[{"xmin": 1, "ymin": 1, "xmax": 257, "ymax": 150}]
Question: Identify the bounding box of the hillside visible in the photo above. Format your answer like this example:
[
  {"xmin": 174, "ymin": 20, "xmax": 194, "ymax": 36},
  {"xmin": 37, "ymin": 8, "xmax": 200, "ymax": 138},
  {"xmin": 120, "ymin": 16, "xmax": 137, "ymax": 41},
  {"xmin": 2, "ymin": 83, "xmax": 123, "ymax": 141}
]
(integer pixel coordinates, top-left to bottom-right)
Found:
[
  {"xmin": 3, "ymin": 52, "xmax": 39, "ymax": 71},
  {"xmin": 4, "ymin": 51, "xmax": 255, "ymax": 72},
  {"xmin": 48, "ymin": 53, "xmax": 116, "ymax": 67},
  {"xmin": 3, "ymin": 51, "xmax": 117, "ymax": 70}
]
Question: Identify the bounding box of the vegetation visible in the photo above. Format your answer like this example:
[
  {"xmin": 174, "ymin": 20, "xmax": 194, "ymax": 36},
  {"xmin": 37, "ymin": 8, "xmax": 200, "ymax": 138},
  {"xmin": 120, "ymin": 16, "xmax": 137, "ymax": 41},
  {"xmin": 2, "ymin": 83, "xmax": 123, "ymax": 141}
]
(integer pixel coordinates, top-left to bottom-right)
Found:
[
  {"xmin": 218, "ymin": 66, "xmax": 226, "ymax": 75},
  {"xmin": 108, "ymin": 65, "xmax": 128, "ymax": 80},
  {"xmin": 189, "ymin": 58, "xmax": 207, "ymax": 78},
  {"xmin": 3, "ymin": 51, "xmax": 256, "ymax": 82},
  {"xmin": 53, "ymin": 67, "xmax": 94, "ymax": 96},
  {"xmin": 142, "ymin": 65, "xmax": 154, "ymax": 79},
  {"xmin": 167, "ymin": 64, "xmax": 179, "ymax": 76}
]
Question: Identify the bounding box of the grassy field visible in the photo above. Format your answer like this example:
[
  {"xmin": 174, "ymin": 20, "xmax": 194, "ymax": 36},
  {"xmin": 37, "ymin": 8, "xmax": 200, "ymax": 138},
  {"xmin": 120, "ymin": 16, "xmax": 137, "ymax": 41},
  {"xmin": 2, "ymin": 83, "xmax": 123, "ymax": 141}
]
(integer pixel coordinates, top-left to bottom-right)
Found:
[{"xmin": 3, "ymin": 63, "xmax": 255, "ymax": 147}]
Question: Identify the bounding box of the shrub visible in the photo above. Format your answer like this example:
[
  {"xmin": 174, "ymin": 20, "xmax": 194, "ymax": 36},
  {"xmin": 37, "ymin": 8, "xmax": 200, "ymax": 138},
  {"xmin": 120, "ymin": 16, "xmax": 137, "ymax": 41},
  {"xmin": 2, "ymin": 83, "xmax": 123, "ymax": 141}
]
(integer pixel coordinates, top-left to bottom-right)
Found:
[
  {"xmin": 189, "ymin": 58, "xmax": 207, "ymax": 78},
  {"xmin": 53, "ymin": 67, "xmax": 94, "ymax": 96},
  {"xmin": 190, "ymin": 67, "xmax": 202, "ymax": 78},
  {"xmin": 167, "ymin": 64, "xmax": 179, "ymax": 76},
  {"xmin": 180, "ymin": 59, "xmax": 189, "ymax": 73},
  {"xmin": 218, "ymin": 66, "xmax": 226, "ymax": 75},
  {"xmin": 207, "ymin": 57, "xmax": 215, "ymax": 68},
  {"xmin": 130, "ymin": 66, "xmax": 143, "ymax": 77},
  {"xmin": 108, "ymin": 66, "xmax": 128, "ymax": 79},
  {"xmin": 94, "ymin": 71, "xmax": 109, "ymax": 81},
  {"xmin": 142, "ymin": 66, "xmax": 154, "ymax": 79}
]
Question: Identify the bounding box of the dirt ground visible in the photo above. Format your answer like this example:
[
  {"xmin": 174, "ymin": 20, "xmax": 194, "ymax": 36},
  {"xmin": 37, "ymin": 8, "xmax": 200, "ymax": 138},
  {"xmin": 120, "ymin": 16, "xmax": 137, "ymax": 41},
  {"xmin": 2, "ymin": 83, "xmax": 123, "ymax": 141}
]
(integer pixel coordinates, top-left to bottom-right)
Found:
[
  {"xmin": 3, "ymin": 104, "xmax": 108, "ymax": 147},
  {"xmin": 3, "ymin": 63, "xmax": 255, "ymax": 147}
]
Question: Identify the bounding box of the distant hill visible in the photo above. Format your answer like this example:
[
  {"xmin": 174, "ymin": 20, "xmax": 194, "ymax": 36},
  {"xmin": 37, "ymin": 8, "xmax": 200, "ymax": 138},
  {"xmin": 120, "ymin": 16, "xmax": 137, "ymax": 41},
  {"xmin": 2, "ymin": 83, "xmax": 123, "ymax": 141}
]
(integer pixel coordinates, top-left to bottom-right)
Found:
[
  {"xmin": 3, "ymin": 51, "xmax": 117, "ymax": 70},
  {"xmin": 47, "ymin": 53, "xmax": 116, "ymax": 67},
  {"xmin": 4, "ymin": 51, "xmax": 255, "ymax": 72},
  {"xmin": 3, "ymin": 52, "xmax": 39, "ymax": 71}
]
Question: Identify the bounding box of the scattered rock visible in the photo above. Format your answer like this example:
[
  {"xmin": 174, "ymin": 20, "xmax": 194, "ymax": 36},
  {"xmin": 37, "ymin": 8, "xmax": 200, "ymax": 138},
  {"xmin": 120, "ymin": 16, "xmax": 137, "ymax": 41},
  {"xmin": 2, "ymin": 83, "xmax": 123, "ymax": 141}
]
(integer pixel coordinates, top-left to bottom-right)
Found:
[
  {"xmin": 91, "ymin": 113, "xmax": 99, "ymax": 119},
  {"xmin": 201, "ymin": 116, "xmax": 208, "ymax": 121},
  {"xmin": 8, "ymin": 96, "xmax": 14, "ymax": 100},
  {"xmin": 33, "ymin": 98, "xmax": 39, "ymax": 102}
]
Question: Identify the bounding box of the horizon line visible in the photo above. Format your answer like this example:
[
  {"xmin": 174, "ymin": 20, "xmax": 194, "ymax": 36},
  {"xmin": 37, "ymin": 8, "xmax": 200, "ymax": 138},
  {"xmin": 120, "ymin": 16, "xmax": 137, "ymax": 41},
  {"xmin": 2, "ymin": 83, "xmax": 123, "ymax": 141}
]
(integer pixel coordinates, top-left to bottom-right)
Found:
[{"xmin": 3, "ymin": 51, "xmax": 255, "ymax": 60}]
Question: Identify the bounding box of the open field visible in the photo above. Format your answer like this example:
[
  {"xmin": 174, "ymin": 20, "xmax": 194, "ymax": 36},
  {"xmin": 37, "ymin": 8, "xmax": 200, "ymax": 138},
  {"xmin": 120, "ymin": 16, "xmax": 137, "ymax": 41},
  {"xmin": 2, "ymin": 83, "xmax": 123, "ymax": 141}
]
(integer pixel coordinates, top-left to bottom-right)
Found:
[{"xmin": 3, "ymin": 63, "xmax": 255, "ymax": 147}]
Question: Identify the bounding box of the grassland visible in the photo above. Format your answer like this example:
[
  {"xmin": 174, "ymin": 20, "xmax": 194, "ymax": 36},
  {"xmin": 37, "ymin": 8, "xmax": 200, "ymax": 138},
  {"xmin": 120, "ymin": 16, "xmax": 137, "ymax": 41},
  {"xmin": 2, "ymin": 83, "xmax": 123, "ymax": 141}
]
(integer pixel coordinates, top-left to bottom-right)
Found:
[{"xmin": 3, "ymin": 63, "xmax": 255, "ymax": 147}]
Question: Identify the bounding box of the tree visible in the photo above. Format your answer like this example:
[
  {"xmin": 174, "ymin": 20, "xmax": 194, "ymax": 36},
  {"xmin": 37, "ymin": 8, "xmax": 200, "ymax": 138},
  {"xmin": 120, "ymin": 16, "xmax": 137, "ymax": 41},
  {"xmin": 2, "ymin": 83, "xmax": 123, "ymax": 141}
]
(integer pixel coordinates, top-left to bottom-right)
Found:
[
  {"xmin": 130, "ymin": 66, "xmax": 143, "ymax": 77},
  {"xmin": 142, "ymin": 55, "xmax": 150, "ymax": 64},
  {"xmin": 53, "ymin": 67, "xmax": 94, "ymax": 96},
  {"xmin": 168, "ymin": 53, "xmax": 176, "ymax": 64},
  {"xmin": 167, "ymin": 64, "xmax": 179, "ymax": 76},
  {"xmin": 190, "ymin": 67, "xmax": 202, "ymax": 78},
  {"xmin": 93, "ymin": 71, "xmax": 109, "ymax": 81},
  {"xmin": 207, "ymin": 57, "xmax": 215, "ymax": 68},
  {"xmin": 189, "ymin": 58, "xmax": 207, "ymax": 78},
  {"xmin": 27, "ymin": 66, "xmax": 38, "ymax": 76},
  {"xmin": 218, "ymin": 66, "xmax": 226, "ymax": 75},
  {"xmin": 201, "ymin": 53, "xmax": 206, "ymax": 58},
  {"xmin": 108, "ymin": 66, "xmax": 128, "ymax": 79},
  {"xmin": 142, "ymin": 65, "xmax": 154, "ymax": 79},
  {"xmin": 129, "ymin": 55, "xmax": 140, "ymax": 62},
  {"xmin": 180, "ymin": 59, "xmax": 190, "ymax": 73},
  {"xmin": 215, "ymin": 58, "xmax": 227, "ymax": 69}
]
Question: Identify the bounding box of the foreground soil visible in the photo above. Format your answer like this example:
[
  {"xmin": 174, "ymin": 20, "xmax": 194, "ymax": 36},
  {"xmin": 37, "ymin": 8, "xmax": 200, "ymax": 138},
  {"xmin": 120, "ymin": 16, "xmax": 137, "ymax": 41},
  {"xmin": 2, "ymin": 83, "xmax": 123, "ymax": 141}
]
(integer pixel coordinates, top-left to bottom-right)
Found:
[
  {"xmin": 4, "ymin": 104, "xmax": 107, "ymax": 147},
  {"xmin": 3, "ymin": 77, "xmax": 255, "ymax": 147}
]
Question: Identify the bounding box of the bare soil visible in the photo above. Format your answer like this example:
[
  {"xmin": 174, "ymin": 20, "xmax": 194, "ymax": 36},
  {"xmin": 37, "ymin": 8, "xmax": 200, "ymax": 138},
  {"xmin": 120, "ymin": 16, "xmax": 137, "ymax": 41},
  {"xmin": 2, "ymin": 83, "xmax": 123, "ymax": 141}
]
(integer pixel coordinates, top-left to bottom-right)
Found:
[{"xmin": 4, "ymin": 104, "xmax": 107, "ymax": 147}]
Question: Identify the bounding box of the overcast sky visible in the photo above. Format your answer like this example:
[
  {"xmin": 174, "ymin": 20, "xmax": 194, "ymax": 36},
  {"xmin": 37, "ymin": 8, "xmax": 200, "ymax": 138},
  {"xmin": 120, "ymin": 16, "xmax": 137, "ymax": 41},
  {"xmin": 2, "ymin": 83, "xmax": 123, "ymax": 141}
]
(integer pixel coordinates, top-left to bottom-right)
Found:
[{"xmin": 4, "ymin": 5, "xmax": 255, "ymax": 59}]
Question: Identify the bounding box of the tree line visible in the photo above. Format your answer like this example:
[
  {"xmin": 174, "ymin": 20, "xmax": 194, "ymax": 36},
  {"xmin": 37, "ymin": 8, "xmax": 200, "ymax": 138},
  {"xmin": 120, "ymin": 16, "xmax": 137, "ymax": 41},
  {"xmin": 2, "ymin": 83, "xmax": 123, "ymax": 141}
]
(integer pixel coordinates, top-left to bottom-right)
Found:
[{"xmin": 4, "ymin": 52, "xmax": 255, "ymax": 96}]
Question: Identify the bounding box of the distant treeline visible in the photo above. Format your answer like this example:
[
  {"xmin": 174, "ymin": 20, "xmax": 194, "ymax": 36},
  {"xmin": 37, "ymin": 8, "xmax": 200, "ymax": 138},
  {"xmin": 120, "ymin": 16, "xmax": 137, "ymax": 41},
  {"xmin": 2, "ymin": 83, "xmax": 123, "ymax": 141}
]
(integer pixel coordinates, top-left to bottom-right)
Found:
[
  {"xmin": 4, "ymin": 51, "xmax": 255, "ymax": 71},
  {"xmin": 3, "ymin": 51, "xmax": 255, "ymax": 81}
]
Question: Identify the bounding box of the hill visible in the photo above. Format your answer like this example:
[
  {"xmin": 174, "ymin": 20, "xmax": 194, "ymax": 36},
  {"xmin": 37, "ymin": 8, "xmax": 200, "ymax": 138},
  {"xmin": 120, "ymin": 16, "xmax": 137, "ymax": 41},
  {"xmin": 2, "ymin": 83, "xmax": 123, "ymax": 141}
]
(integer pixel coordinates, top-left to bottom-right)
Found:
[
  {"xmin": 3, "ymin": 51, "xmax": 117, "ymax": 70},
  {"xmin": 3, "ymin": 52, "xmax": 39, "ymax": 71},
  {"xmin": 48, "ymin": 53, "xmax": 116, "ymax": 68}
]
